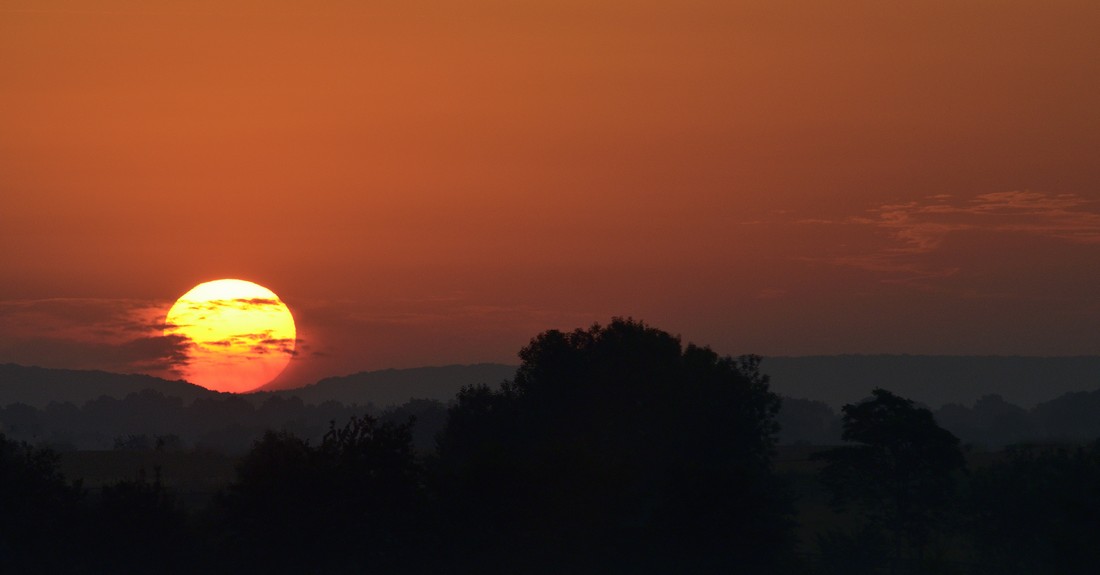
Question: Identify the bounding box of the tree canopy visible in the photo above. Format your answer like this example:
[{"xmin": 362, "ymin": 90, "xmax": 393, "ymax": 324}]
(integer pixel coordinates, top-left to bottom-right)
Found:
[
  {"xmin": 435, "ymin": 318, "xmax": 795, "ymax": 573},
  {"xmin": 814, "ymin": 388, "xmax": 965, "ymax": 572}
]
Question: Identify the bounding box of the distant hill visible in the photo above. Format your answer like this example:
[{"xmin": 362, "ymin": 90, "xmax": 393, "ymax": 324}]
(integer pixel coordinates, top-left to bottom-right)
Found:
[
  {"xmin": 0, "ymin": 363, "xmax": 218, "ymax": 407},
  {"xmin": 266, "ymin": 364, "xmax": 517, "ymax": 407},
  {"xmin": 763, "ymin": 355, "xmax": 1100, "ymax": 409},
  {"xmin": 0, "ymin": 363, "xmax": 517, "ymax": 409},
  {"xmin": 4, "ymin": 357, "xmax": 1099, "ymax": 411}
]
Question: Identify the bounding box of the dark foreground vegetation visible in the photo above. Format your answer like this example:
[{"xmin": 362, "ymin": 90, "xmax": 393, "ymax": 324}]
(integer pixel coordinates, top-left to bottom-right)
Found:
[{"xmin": 3, "ymin": 320, "xmax": 1100, "ymax": 574}]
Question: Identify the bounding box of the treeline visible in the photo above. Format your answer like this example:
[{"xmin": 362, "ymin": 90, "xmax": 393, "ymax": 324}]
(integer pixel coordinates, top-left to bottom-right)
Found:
[
  {"xmin": 7, "ymin": 409, "xmax": 1100, "ymax": 573},
  {"xmin": 5, "ymin": 386, "xmax": 1100, "ymax": 454},
  {"xmin": 806, "ymin": 388, "xmax": 1100, "ymax": 574},
  {"xmin": 3, "ymin": 319, "xmax": 1100, "ymax": 573},
  {"xmin": 780, "ymin": 390, "xmax": 1100, "ymax": 448},
  {"xmin": 0, "ymin": 393, "xmax": 447, "ymax": 454}
]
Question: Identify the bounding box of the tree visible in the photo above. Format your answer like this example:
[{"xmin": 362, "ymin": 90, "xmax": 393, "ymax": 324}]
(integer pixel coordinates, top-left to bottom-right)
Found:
[
  {"xmin": 218, "ymin": 415, "xmax": 430, "ymax": 574},
  {"xmin": 814, "ymin": 389, "xmax": 965, "ymax": 573},
  {"xmin": 435, "ymin": 318, "xmax": 795, "ymax": 573}
]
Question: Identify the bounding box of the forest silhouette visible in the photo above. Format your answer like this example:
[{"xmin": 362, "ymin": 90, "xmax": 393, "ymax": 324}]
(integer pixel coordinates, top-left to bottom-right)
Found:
[{"xmin": 2, "ymin": 319, "xmax": 1100, "ymax": 573}]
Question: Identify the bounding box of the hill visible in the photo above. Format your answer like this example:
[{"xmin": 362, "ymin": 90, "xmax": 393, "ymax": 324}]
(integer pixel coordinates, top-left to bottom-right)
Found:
[{"xmin": 0, "ymin": 363, "xmax": 218, "ymax": 407}]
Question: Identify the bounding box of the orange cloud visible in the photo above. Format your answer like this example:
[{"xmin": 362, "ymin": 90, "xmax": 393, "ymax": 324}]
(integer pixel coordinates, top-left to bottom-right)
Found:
[
  {"xmin": 858, "ymin": 192, "xmax": 1100, "ymax": 252},
  {"xmin": 810, "ymin": 192, "xmax": 1100, "ymax": 285}
]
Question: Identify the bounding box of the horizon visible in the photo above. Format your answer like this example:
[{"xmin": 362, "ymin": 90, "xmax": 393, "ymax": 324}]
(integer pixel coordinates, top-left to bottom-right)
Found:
[
  {"xmin": 11, "ymin": 347, "xmax": 1100, "ymax": 385},
  {"xmin": 5, "ymin": 331, "xmax": 1100, "ymax": 395},
  {"xmin": 7, "ymin": 353, "xmax": 1100, "ymax": 413}
]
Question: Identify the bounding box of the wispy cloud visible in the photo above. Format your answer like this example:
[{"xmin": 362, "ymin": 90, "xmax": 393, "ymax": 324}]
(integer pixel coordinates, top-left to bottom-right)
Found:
[
  {"xmin": 855, "ymin": 191, "xmax": 1100, "ymax": 251},
  {"xmin": 195, "ymin": 330, "xmax": 296, "ymax": 359},
  {"xmin": 806, "ymin": 191, "xmax": 1100, "ymax": 285},
  {"xmin": 237, "ymin": 298, "xmax": 281, "ymax": 307},
  {"xmin": 174, "ymin": 297, "xmax": 286, "ymax": 315}
]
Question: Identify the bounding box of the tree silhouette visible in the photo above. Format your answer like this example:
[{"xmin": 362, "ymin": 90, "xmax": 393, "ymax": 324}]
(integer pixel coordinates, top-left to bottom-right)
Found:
[
  {"xmin": 218, "ymin": 415, "xmax": 429, "ymax": 574},
  {"xmin": 435, "ymin": 318, "xmax": 795, "ymax": 573},
  {"xmin": 0, "ymin": 434, "xmax": 84, "ymax": 573},
  {"xmin": 967, "ymin": 442, "xmax": 1100, "ymax": 574},
  {"xmin": 814, "ymin": 388, "xmax": 965, "ymax": 573},
  {"xmin": 86, "ymin": 466, "xmax": 191, "ymax": 573}
]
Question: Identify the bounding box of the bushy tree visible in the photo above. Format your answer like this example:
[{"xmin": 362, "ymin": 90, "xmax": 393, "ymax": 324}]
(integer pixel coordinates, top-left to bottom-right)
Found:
[
  {"xmin": 435, "ymin": 318, "xmax": 795, "ymax": 574},
  {"xmin": 814, "ymin": 389, "xmax": 965, "ymax": 572}
]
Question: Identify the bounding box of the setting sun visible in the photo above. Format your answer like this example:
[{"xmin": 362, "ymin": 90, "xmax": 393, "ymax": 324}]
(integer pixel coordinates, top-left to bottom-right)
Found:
[{"xmin": 164, "ymin": 279, "xmax": 296, "ymax": 393}]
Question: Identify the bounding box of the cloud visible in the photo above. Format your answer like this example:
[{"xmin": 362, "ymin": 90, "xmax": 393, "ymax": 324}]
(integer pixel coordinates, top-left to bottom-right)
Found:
[
  {"xmin": 237, "ymin": 298, "xmax": 281, "ymax": 307},
  {"xmin": 854, "ymin": 191, "xmax": 1100, "ymax": 251},
  {"xmin": 192, "ymin": 331, "xmax": 297, "ymax": 361},
  {"xmin": 0, "ymin": 298, "xmax": 192, "ymax": 377},
  {"xmin": 806, "ymin": 191, "xmax": 1100, "ymax": 285},
  {"xmin": 259, "ymin": 338, "xmax": 297, "ymax": 355},
  {"xmin": 176, "ymin": 298, "xmax": 283, "ymax": 313}
]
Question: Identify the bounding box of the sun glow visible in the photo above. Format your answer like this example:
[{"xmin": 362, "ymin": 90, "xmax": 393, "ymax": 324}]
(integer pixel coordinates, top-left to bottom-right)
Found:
[{"xmin": 164, "ymin": 279, "xmax": 296, "ymax": 393}]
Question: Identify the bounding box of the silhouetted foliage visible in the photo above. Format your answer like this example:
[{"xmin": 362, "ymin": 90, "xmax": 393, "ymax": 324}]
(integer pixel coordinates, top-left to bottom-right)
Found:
[
  {"xmin": 0, "ymin": 434, "xmax": 84, "ymax": 573},
  {"xmin": 219, "ymin": 414, "xmax": 430, "ymax": 574},
  {"xmin": 967, "ymin": 442, "xmax": 1100, "ymax": 574},
  {"xmin": 436, "ymin": 319, "xmax": 796, "ymax": 573},
  {"xmin": 12, "ymin": 370, "xmax": 1098, "ymax": 454},
  {"xmin": 381, "ymin": 398, "xmax": 448, "ymax": 453},
  {"xmin": 814, "ymin": 389, "xmax": 966, "ymax": 573},
  {"xmin": 814, "ymin": 525, "xmax": 892, "ymax": 575},
  {"xmin": 85, "ymin": 466, "xmax": 192, "ymax": 573},
  {"xmin": 10, "ymin": 341, "xmax": 1100, "ymax": 574}
]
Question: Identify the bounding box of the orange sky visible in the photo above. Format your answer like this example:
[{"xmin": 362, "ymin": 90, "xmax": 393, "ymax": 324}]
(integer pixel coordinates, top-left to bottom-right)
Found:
[{"xmin": 2, "ymin": 0, "xmax": 1099, "ymax": 389}]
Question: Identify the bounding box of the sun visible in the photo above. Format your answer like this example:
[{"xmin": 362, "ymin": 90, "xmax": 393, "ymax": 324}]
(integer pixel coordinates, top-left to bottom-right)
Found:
[{"xmin": 164, "ymin": 279, "xmax": 296, "ymax": 393}]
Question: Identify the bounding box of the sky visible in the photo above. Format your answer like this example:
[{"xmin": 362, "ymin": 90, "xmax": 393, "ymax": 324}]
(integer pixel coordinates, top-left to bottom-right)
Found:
[{"xmin": 2, "ymin": 0, "xmax": 1099, "ymax": 390}]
